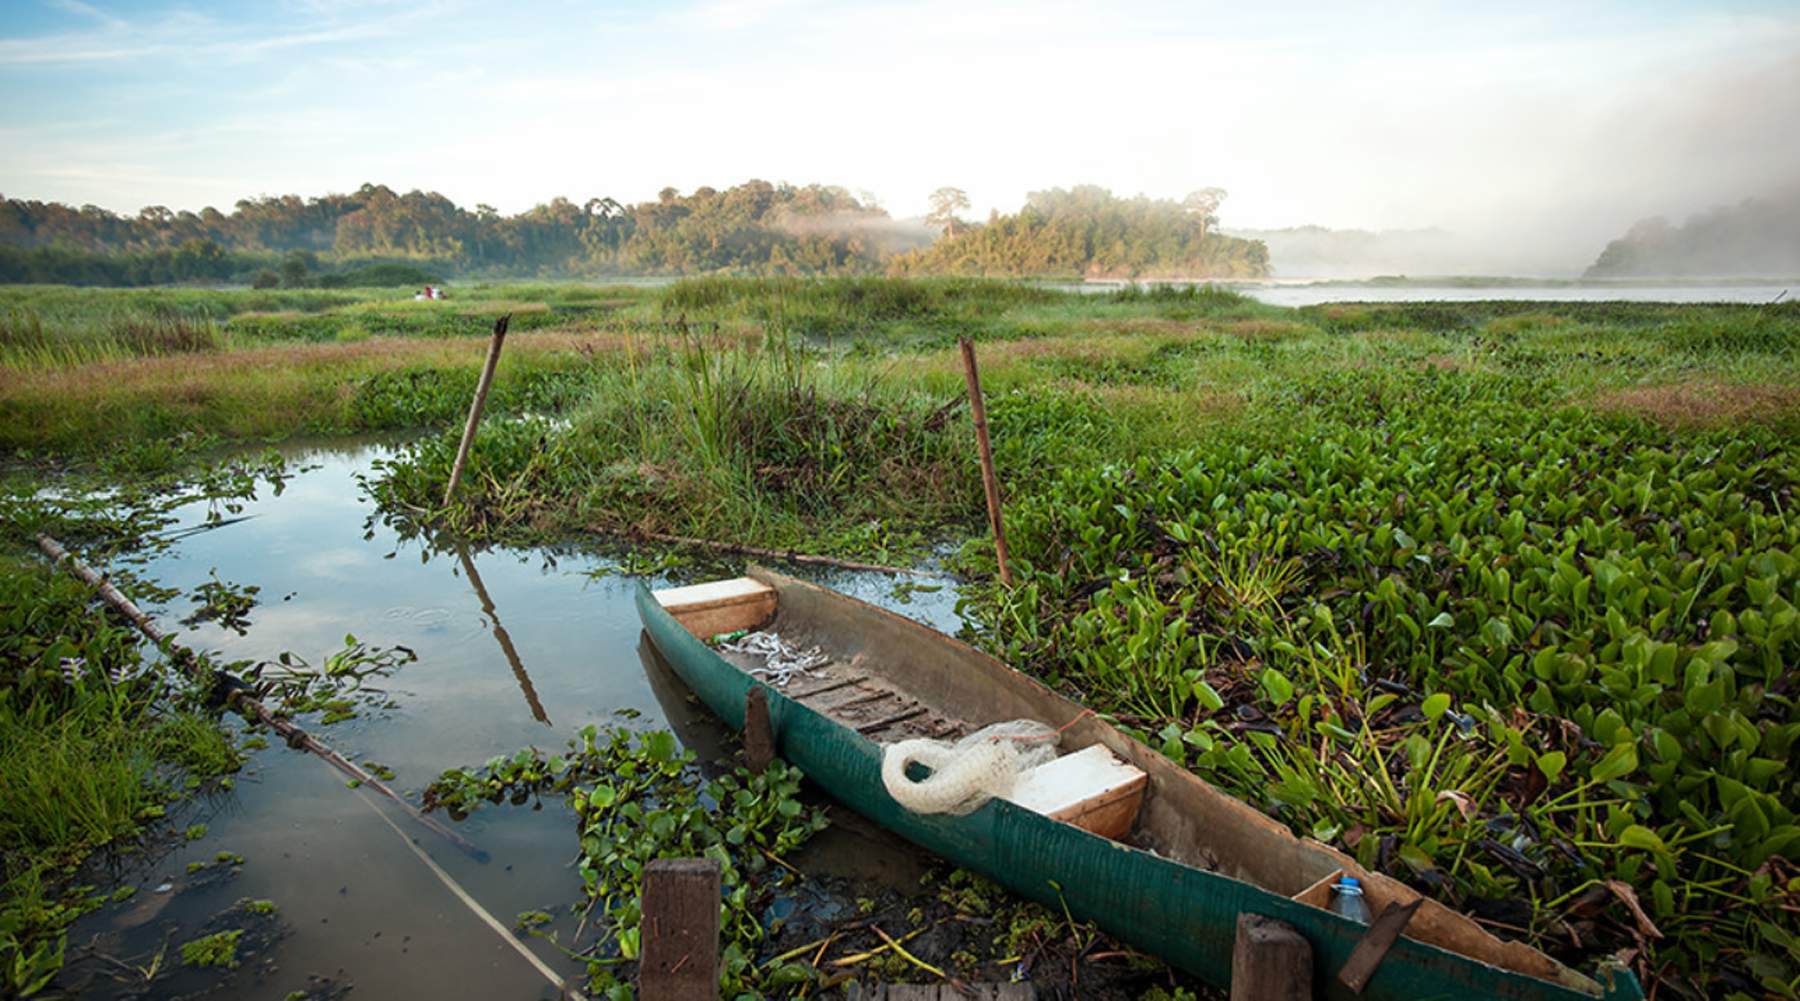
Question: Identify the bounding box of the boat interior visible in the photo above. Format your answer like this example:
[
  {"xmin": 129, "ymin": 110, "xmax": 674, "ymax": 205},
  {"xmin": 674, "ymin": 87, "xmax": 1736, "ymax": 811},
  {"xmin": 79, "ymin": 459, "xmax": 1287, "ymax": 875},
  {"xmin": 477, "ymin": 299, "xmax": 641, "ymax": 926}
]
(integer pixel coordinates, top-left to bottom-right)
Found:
[{"xmin": 651, "ymin": 572, "xmax": 1601, "ymax": 993}]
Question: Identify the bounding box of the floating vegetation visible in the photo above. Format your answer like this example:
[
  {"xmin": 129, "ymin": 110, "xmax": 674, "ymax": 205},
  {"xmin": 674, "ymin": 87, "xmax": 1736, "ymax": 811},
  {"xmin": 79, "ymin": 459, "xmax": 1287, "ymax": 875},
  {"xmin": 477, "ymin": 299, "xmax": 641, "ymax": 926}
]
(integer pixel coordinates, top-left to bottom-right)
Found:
[
  {"xmin": 975, "ymin": 368, "xmax": 1800, "ymax": 992},
  {"xmin": 181, "ymin": 570, "xmax": 260, "ymax": 634},
  {"xmin": 426, "ymin": 725, "xmax": 828, "ymax": 996},
  {"xmin": 179, "ymin": 929, "xmax": 242, "ymax": 969},
  {"xmin": 251, "ymin": 635, "xmax": 416, "ymax": 725}
]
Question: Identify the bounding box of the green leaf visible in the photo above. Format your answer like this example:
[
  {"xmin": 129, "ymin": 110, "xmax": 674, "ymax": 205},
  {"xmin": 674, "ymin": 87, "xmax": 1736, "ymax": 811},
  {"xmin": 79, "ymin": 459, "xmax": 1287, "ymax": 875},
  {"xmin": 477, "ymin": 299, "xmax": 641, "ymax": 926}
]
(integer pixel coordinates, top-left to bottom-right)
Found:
[
  {"xmin": 1535, "ymin": 751, "xmax": 1567, "ymax": 784},
  {"xmin": 642, "ymin": 730, "xmax": 677, "ymax": 763},
  {"xmin": 1421, "ymin": 693, "xmax": 1451, "ymax": 721},
  {"xmin": 1618, "ymin": 824, "xmax": 1668, "ymax": 854},
  {"xmin": 1426, "ymin": 612, "xmax": 1455, "ymax": 629},
  {"xmin": 1260, "ymin": 669, "xmax": 1294, "ymax": 706},
  {"xmin": 1181, "ymin": 726, "xmax": 1214, "ymax": 752},
  {"xmin": 1192, "ymin": 679, "xmax": 1225, "ymax": 712},
  {"xmin": 1589, "ymin": 742, "xmax": 1639, "ymax": 784}
]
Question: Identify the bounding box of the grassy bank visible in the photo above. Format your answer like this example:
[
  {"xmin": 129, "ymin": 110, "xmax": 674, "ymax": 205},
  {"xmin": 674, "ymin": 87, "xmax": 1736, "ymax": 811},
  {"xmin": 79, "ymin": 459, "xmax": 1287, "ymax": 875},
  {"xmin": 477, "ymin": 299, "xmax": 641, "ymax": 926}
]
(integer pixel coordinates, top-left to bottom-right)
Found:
[
  {"xmin": 0, "ymin": 554, "xmax": 242, "ymax": 997},
  {"xmin": 6, "ymin": 278, "xmax": 1800, "ymax": 996},
  {"xmin": 0, "ymin": 451, "xmax": 313, "ymax": 996}
]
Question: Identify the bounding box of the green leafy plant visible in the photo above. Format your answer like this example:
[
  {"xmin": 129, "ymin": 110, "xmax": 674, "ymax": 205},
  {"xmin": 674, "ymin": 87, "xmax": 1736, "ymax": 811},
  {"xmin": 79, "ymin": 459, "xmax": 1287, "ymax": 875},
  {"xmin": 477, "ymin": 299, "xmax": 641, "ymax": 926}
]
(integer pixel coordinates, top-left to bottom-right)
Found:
[{"xmin": 179, "ymin": 929, "xmax": 242, "ymax": 969}]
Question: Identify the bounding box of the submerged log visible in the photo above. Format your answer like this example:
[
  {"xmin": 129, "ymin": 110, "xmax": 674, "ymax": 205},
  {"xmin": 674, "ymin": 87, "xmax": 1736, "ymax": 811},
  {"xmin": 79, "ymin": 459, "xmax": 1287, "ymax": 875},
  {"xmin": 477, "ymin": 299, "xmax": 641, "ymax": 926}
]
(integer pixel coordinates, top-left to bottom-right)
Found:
[
  {"xmin": 37, "ymin": 532, "xmax": 592, "ymax": 1000},
  {"xmin": 35, "ymin": 532, "xmax": 479, "ymax": 859}
]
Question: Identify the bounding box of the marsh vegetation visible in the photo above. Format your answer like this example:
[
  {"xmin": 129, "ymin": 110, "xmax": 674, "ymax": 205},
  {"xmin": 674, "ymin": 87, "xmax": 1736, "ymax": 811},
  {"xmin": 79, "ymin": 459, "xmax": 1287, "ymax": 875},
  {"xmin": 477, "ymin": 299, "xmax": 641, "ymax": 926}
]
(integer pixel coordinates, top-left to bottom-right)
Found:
[{"xmin": 3, "ymin": 278, "xmax": 1798, "ymax": 998}]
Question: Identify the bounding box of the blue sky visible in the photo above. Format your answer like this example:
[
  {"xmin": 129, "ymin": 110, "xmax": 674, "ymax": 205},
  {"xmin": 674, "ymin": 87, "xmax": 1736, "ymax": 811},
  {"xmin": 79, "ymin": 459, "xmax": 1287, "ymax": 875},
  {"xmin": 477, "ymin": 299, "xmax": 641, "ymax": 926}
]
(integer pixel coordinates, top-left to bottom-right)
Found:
[{"xmin": 1, "ymin": 0, "xmax": 1796, "ymax": 260}]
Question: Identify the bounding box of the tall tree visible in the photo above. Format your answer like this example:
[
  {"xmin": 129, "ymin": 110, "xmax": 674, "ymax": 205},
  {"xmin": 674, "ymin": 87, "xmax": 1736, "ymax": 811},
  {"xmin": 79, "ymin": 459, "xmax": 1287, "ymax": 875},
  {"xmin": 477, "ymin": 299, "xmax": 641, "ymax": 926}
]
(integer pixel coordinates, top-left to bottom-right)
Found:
[
  {"xmin": 1183, "ymin": 187, "xmax": 1227, "ymax": 239},
  {"xmin": 927, "ymin": 186, "xmax": 972, "ymax": 238}
]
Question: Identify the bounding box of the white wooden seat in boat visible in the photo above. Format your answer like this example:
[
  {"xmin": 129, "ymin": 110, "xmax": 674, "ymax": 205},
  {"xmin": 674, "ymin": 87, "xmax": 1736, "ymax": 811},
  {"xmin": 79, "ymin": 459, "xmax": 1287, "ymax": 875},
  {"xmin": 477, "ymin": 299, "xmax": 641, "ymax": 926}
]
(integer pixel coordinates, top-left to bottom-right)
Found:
[
  {"xmin": 654, "ymin": 577, "xmax": 776, "ymax": 638},
  {"xmin": 1004, "ymin": 743, "xmax": 1147, "ymax": 840}
]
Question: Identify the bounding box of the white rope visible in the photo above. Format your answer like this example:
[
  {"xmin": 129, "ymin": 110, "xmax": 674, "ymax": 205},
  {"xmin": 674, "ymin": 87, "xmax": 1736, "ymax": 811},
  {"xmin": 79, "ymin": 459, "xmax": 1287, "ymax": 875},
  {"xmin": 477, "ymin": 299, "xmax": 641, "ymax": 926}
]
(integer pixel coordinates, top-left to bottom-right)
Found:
[{"xmin": 356, "ymin": 788, "xmax": 590, "ymax": 1001}]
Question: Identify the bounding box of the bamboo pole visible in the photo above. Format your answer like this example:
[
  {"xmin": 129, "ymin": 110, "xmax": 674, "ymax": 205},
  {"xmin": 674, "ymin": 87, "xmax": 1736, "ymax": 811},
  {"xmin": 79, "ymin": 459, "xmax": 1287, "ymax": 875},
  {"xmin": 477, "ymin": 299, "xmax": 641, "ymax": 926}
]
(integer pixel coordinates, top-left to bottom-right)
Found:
[
  {"xmin": 443, "ymin": 314, "xmax": 511, "ymax": 507},
  {"xmin": 35, "ymin": 532, "xmax": 481, "ymax": 859},
  {"xmin": 958, "ymin": 336, "xmax": 1012, "ymax": 587}
]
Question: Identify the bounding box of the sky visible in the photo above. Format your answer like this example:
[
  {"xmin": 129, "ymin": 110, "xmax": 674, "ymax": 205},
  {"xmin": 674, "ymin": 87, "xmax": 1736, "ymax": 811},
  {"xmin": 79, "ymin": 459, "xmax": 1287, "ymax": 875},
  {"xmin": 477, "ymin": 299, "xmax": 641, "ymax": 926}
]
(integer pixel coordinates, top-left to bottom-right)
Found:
[{"xmin": 1, "ymin": 0, "xmax": 1798, "ymax": 269}]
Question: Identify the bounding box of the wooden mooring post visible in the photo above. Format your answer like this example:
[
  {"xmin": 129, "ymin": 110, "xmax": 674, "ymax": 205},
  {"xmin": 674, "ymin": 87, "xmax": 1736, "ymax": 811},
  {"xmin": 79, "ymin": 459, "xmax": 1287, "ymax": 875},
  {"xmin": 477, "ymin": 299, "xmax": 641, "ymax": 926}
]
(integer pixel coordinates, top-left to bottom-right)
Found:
[
  {"xmin": 641, "ymin": 858, "xmax": 721, "ymax": 1000},
  {"xmin": 1231, "ymin": 913, "xmax": 1313, "ymax": 1001},
  {"xmin": 743, "ymin": 686, "xmax": 774, "ymax": 773},
  {"xmin": 443, "ymin": 313, "xmax": 511, "ymax": 507},
  {"xmin": 957, "ymin": 336, "xmax": 1012, "ymax": 588}
]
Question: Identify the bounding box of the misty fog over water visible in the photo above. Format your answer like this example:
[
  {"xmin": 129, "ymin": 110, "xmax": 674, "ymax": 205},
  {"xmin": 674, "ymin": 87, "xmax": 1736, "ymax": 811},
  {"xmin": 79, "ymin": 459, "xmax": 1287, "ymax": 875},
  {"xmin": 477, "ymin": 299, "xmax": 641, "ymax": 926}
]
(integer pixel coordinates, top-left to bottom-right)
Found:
[{"xmin": 1233, "ymin": 283, "xmax": 1794, "ymax": 307}]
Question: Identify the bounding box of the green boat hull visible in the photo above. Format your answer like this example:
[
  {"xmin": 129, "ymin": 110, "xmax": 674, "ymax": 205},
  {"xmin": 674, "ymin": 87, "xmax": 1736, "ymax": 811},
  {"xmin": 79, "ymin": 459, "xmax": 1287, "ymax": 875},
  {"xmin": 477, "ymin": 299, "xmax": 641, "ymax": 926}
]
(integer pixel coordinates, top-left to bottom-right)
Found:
[{"xmin": 635, "ymin": 579, "xmax": 1644, "ymax": 1001}]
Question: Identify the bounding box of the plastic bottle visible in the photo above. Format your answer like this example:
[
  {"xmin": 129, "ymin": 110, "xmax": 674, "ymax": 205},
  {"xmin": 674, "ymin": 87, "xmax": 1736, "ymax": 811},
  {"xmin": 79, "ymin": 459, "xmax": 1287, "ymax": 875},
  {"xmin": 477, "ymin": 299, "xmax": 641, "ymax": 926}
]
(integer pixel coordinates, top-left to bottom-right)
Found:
[{"xmin": 1329, "ymin": 876, "xmax": 1372, "ymax": 925}]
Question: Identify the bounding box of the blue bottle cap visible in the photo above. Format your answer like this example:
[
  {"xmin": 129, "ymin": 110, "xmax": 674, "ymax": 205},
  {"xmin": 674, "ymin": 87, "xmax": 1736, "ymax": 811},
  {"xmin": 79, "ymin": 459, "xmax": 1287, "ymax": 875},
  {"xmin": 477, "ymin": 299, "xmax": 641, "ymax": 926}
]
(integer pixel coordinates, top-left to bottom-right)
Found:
[{"xmin": 1340, "ymin": 877, "xmax": 1360, "ymax": 888}]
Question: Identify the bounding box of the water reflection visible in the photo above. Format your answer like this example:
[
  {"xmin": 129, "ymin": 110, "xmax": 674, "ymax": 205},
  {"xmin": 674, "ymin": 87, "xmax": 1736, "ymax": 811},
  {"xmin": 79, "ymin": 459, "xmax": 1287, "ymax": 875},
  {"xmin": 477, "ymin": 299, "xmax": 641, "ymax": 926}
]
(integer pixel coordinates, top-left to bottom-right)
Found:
[
  {"xmin": 456, "ymin": 546, "xmax": 551, "ymax": 726},
  {"xmin": 65, "ymin": 437, "xmax": 962, "ymax": 1000},
  {"xmin": 638, "ymin": 633, "xmax": 733, "ymax": 766}
]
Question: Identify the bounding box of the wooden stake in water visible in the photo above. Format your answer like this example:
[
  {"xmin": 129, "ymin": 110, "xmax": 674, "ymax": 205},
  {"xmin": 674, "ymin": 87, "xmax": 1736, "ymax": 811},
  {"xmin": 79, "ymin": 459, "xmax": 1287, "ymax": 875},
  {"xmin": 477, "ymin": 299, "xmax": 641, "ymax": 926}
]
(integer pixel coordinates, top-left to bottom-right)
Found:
[
  {"xmin": 443, "ymin": 313, "xmax": 511, "ymax": 507},
  {"xmin": 958, "ymin": 336, "xmax": 1012, "ymax": 587},
  {"xmin": 641, "ymin": 858, "xmax": 722, "ymax": 1000}
]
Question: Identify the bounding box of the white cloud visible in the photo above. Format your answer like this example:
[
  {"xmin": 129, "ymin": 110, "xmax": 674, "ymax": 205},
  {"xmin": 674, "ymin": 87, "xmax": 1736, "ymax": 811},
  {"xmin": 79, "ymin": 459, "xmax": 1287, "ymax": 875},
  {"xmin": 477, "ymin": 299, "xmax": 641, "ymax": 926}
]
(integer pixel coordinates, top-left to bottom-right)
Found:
[{"xmin": 1, "ymin": 0, "xmax": 1796, "ymax": 272}]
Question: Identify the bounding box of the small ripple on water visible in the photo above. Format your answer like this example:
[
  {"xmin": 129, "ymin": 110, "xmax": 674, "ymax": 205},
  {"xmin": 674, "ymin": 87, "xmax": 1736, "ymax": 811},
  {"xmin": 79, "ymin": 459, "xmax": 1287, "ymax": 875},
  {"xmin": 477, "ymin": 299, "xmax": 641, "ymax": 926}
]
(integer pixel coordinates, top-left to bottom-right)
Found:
[{"xmin": 381, "ymin": 605, "xmax": 483, "ymax": 640}]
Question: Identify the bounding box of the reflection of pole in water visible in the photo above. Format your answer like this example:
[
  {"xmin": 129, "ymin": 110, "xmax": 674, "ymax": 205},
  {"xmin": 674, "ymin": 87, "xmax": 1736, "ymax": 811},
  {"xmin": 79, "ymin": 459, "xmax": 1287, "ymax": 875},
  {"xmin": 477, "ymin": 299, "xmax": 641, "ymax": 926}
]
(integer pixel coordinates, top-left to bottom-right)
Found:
[{"xmin": 457, "ymin": 547, "xmax": 551, "ymax": 726}]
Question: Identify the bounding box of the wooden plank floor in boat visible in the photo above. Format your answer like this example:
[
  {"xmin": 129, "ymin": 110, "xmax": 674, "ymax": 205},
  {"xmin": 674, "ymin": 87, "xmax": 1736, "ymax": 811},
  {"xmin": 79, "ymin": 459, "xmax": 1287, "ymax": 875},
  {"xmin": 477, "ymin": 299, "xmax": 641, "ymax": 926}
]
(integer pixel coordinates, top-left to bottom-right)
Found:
[{"xmin": 718, "ymin": 648, "xmax": 970, "ymax": 743}]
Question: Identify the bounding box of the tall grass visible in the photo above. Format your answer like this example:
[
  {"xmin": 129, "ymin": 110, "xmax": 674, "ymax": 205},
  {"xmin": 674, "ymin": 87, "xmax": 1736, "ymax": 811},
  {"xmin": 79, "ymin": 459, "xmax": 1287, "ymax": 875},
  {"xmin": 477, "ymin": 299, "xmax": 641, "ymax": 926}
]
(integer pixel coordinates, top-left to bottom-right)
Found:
[
  {"xmin": 369, "ymin": 320, "xmax": 977, "ymax": 556},
  {"xmin": 0, "ymin": 539, "xmax": 241, "ymax": 998},
  {"xmin": 0, "ymin": 700, "xmax": 169, "ymax": 859},
  {"xmin": 1, "ymin": 309, "xmax": 217, "ymax": 368},
  {"xmin": 0, "ymin": 333, "xmax": 610, "ymax": 454}
]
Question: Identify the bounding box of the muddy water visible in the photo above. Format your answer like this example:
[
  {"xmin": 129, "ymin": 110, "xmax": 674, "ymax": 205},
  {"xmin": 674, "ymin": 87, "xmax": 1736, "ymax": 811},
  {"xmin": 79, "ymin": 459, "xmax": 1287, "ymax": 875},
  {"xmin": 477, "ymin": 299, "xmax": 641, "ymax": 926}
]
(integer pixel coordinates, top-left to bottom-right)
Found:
[{"xmin": 68, "ymin": 439, "xmax": 956, "ymax": 1000}]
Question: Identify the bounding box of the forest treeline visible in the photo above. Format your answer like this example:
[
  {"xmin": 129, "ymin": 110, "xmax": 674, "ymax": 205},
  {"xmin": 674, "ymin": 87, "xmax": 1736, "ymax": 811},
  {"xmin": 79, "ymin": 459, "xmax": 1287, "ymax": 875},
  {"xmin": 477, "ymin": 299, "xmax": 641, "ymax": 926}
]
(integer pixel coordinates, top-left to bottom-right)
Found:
[
  {"xmin": 892, "ymin": 187, "xmax": 1267, "ymax": 279},
  {"xmin": 0, "ymin": 181, "xmax": 1269, "ymax": 285},
  {"xmin": 1586, "ymin": 188, "xmax": 1800, "ymax": 277}
]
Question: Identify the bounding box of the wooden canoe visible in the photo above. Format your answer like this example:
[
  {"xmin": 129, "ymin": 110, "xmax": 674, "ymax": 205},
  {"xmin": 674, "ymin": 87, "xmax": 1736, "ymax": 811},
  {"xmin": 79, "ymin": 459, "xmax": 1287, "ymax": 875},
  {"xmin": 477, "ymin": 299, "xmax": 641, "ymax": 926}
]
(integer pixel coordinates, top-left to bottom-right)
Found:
[{"xmin": 636, "ymin": 569, "xmax": 1645, "ymax": 1001}]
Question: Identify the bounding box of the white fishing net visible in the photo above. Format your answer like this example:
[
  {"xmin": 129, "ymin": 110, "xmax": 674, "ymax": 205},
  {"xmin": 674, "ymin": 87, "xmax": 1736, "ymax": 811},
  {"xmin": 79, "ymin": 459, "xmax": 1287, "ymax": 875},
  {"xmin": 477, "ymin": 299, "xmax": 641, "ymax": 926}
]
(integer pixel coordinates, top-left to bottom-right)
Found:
[
  {"xmin": 881, "ymin": 720, "xmax": 1061, "ymax": 815},
  {"xmin": 719, "ymin": 630, "xmax": 830, "ymax": 687}
]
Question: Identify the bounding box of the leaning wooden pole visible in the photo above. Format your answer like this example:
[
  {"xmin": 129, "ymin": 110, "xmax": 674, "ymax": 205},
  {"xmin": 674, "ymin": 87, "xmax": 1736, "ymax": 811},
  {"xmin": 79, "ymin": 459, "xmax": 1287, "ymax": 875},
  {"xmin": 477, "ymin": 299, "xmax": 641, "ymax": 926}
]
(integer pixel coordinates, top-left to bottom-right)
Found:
[
  {"xmin": 443, "ymin": 313, "xmax": 511, "ymax": 507},
  {"xmin": 958, "ymin": 336, "xmax": 1013, "ymax": 587},
  {"xmin": 35, "ymin": 532, "xmax": 481, "ymax": 859}
]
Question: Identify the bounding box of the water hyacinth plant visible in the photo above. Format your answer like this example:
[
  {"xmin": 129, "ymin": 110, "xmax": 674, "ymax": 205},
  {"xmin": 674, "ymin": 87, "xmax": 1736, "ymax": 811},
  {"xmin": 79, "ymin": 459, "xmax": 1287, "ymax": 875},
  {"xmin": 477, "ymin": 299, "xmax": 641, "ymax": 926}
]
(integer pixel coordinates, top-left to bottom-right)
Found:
[
  {"xmin": 424, "ymin": 724, "xmax": 830, "ymax": 998},
  {"xmin": 970, "ymin": 368, "xmax": 1800, "ymax": 994}
]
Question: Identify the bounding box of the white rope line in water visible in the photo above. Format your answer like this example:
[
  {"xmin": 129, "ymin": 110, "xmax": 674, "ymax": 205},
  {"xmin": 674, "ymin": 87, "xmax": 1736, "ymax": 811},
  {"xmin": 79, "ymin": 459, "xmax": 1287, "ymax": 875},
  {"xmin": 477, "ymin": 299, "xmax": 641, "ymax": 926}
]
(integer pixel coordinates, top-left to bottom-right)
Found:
[
  {"xmin": 356, "ymin": 788, "xmax": 590, "ymax": 1001},
  {"xmin": 721, "ymin": 630, "xmax": 831, "ymax": 687}
]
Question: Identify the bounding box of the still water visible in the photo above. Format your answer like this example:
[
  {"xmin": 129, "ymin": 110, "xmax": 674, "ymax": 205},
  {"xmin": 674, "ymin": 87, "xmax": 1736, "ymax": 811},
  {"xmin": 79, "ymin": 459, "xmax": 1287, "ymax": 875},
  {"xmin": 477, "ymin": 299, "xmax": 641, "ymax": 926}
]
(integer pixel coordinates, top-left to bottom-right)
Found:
[
  {"xmin": 1234, "ymin": 282, "xmax": 1793, "ymax": 307},
  {"xmin": 1040, "ymin": 278, "xmax": 1793, "ymax": 305},
  {"xmin": 67, "ymin": 440, "xmax": 957, "ymax": 999}
]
